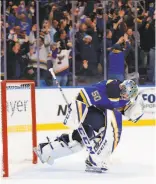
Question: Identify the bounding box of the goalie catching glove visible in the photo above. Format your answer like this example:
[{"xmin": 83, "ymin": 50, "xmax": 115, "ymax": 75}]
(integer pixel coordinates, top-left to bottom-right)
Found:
[{"xmin": 124, "ymin": 94, "xmax": 144, "ymax": 123}]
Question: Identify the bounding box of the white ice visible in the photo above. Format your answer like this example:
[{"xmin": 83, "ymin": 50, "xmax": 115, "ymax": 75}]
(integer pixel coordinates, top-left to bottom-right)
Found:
[{"xmin": 1, "ymin": 126, "xmax": 156, "ymax": 184}]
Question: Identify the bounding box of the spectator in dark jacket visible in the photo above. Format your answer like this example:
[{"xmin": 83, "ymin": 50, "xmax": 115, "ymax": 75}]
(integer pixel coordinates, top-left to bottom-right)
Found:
[
  {"xmin": 54, "ymin": 19, "xmax": 70, "ymax": 42},
  {"xmin": 79, "ymin": 35, "xmax": 97, "ymax": 77},
  {"xmin": 139, "ymin": 16, "xmax": 155, "ymax": 67},
  {"xmin": 7, "ymin": 36, "xmax": 29, "ymax": 79},
  {"xmin": 55, "ymin": 30, "xmax": 69, "ymax": 50},
  {"xmin": 75, "ymin": 23, "xmax": 88, "ymax": 51},
  {"xmin": 106, "ymin": 29, "xmax": 113, "ymax": 56}
]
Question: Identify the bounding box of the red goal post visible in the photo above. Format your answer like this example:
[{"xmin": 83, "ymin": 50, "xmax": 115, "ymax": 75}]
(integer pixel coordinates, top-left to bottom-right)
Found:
[{"xmin": 0, "ymin": 80, "xmax": 37, "ymax": 177}]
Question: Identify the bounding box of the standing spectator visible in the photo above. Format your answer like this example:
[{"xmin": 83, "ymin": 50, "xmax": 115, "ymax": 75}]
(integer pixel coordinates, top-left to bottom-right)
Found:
[
  {"xmin": 7, "ymin": 35, "xmax": 30, "ymax": 79},
  {"xmin": 54, "ymin": 19, "xmax": 70, "ymax": 42},
  {"xmin": 125, "ymin": 28, "xmax": 136, "ymax": 71},
  {"xmin": 55, "ymin": 30, "xmax": 69, "ymax": 50},
  {"xmin": 16, "ymin": 13, "xmax": 31, "ymax": 36},
  {"xmin": 106, "ymin": 29, "xmax": 113, "ymax": 56},
  {"xmin": 8, "ymin": 26, "xmax": 26, "ymax": 45},
  {"xmin": 17, "ymin": 1, "xmax": 27, "ymax": 15},
  {"xmin": 147, "ymin": 46, "xmax": 155, "ymax": 84},
  {"xmin": 41, "ymin": 20, "xmax": 51, "ymax": 55},
  {"xmin": 49, "ymin": 19, "xmax": 58, "ymax": 44},
  {"xmin": 75, "ymin": 23, "xmax": 87, "ymax": 49},
  {"xmin": 29, "ymin": 24, "xmax": 37, "ymax": 46},
  {"xmin": 98, "ymin": 29, "xmax": 113, "ymax": 74},
  {"xmin": 78, "ymin": 35, "xmax": 98, "ymax": 82},
  {"xmin": 139, "ymin": 15, "xmax": 155, "ymax": 67},
  {"xmin": 27, "ymin": 36, "xmax": 48, "ymax": 80},
  {"xmin": 27, "ymin": 1, "xmax": 36, "ymax": 25},
  {"xmin": 108, "ymin": 34, "xmax": 131, "ymax": 81},
  {"xmin": 84, "ymin": 0, "xmax": 94, "ymax": 17},
  {"xmin": 39, "ymin": 0, "xmax": 49, "ymax": 28},
  {"xmin": 112, "ymin": 9, "xmax": 127, "ymax": 44},
  {"xmin": 96, "ymin": 4, "xmax": 104, "ymax": 38},
  {"xmin": 147, "ymin": 11, "xmax": 155, "ymax": 84},
  {"xmin": 7, "ymin": 6, "xmax": 17, "ymax": 30},
  {"xmin": 52, "ymin": 43, "xmax": 72, "ymax": 86}
]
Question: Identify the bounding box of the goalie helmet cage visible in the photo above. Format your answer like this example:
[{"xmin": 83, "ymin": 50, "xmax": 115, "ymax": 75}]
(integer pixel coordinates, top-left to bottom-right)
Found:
[{"xmin": 0, "ymin": 80, "xmax": 37, "ymax": 177}]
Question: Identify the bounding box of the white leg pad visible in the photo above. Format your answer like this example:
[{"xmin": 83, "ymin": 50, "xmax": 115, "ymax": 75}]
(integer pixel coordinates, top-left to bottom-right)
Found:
[{"xmin": 37, "ymin": 140, "xmax": 83, "ymax": 165}]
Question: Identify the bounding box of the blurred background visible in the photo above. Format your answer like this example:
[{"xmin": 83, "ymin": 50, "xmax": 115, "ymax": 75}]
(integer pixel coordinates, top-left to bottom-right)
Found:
[{"xmin": 0, "ymin": 0, "xmax": 155, "ymax": 87}]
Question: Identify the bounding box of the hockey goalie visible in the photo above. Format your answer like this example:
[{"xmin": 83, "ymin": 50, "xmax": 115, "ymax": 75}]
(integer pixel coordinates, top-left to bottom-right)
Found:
[{"xmin": 34, "ymin": 79, "xmax": 144, "ymax": 173}]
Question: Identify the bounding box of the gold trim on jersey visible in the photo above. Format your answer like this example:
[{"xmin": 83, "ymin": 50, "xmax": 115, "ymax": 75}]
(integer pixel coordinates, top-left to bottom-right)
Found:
[
  {"xmin": 124, "ymin": 102, "xmax": 132, "ymax": 111},
  {"xmin": 117, "ymin": 107, "xmax": 124, "ymax": 112},
  {"xmin": 108, "ymin": 98, "xmax": 120, "ymax": 102},
  {"xmin": 112, "ymin": 49, "xmax": 122, "ymax": 53},
  {"xmin": 106, "ymin": 79, "xmax": 114, "ymax": 85},
  {"xmin": 111, "ymin": 111, "xmax": 119, "ymax": 150},
  {"xmin": 77, "ymin": 101, "xmax": 83, "ymax": 121},
  {"xmin": 80, "ymin": 90, "xmax": 90, "ymax": 107}
]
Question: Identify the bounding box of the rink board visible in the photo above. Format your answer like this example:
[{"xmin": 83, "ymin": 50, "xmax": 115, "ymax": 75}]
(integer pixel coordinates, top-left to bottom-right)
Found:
[{"xmin": 3, "ymin": 86, "xmax": 156, "ymax": 132}]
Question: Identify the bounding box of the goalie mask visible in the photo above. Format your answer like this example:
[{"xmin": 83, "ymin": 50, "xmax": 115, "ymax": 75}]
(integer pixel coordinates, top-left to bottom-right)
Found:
[{"xmin": 120, "ymin": 80, "xmax": 138, "ymax": 100}]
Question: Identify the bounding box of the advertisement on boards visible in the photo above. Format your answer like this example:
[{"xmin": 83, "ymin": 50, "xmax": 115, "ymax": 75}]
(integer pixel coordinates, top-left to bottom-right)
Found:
[
  {"xmin": 139, "ymin": 87, "xmax": 156, "ymax": 114},
  {"xmin": 4, "ymin": 87, "xmax": 156, "ymax": 129}
]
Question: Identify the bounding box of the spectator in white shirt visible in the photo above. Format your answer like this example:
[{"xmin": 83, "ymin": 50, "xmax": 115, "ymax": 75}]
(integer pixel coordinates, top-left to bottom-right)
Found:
[
  {"xmin": 51, "ymin": 42, "xmax": 72, "ymax": 86},
  {"xmin": 28, "ymin": 36, "xmax": 48, "ymax": 79},
  {"xmin": 29, "ymin": 24, "xmax": 37, "ymax": 46}
]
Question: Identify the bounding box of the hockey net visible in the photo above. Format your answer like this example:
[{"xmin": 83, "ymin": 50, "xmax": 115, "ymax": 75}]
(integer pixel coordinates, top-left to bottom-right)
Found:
[{"xmin": 0, "ymin": 80, "xmax": 37, "ymax": 177}]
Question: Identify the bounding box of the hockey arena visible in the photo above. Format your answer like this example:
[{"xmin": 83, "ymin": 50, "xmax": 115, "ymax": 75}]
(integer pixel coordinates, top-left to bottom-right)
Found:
[
  {"xmin": 1, "ymin": 0, "xmax": 156, "ymax": 184},
  {"xmin": 0, "ymin": 85, "xmax": 156, "ymax": 184}
]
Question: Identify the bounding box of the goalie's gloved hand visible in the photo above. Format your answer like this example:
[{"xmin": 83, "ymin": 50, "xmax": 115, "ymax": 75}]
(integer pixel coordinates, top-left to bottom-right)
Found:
[{"xmin": 124, "ymin": 93, "xmax": 144, "ymax": 123}]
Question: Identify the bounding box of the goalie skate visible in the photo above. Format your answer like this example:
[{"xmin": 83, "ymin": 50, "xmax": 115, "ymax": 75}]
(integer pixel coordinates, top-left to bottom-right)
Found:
[{"xmin": 85, "ymin": 157, "xmax": 108, "ymax": 173}]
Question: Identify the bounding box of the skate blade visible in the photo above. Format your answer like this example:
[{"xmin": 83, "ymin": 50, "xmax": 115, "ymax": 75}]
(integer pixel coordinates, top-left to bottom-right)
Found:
[
  {"xmin": 33, "ymin": 147, "xmax": 45, "ymax": 164},
  {"xmin": 85, "ymin": 165, "xmax": 108, "ymax": 173},
  {"xmin": 85, "ymin": 168, "xmax": 102, "ymax": 173}
]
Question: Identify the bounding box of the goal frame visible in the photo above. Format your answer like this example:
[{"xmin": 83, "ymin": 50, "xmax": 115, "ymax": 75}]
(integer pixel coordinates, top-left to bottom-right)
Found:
[{"xmin": 1, "ymin": 80, "xmax": 37, "ymax": 177}]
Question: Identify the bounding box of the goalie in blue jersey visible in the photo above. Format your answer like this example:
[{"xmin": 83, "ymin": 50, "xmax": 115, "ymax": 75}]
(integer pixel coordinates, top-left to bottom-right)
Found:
[{"xmin": 34, "ymin": 79, "xmax": 144, "ymax": 173}]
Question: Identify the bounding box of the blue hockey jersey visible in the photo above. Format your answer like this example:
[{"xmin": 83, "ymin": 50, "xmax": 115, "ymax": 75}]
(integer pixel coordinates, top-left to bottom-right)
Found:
[{"xmin": 77, "ymin": 80, "xmax": 130, "ymax": 111}]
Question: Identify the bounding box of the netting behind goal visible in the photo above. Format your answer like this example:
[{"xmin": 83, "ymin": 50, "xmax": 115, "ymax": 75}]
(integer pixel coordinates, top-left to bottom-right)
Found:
[{"xmin": 0, "ymin": 80, "xmax": 37, "ymax": 177}]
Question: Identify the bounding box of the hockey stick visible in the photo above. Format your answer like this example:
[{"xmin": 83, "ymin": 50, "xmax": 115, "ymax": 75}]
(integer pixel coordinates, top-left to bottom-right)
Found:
[
  {"xmin": 49, "ymin": 68, "xmax": 69, "ymax": 105},
  {"xmin": 49, "ymin": 68, "xmax": 97, "ymax": 155}
]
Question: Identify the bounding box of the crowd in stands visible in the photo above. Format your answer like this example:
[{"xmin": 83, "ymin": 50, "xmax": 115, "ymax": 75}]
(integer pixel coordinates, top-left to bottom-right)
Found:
[{"xmin": 1, "ymin": 0, "xmax": 155, "ymax": 86}]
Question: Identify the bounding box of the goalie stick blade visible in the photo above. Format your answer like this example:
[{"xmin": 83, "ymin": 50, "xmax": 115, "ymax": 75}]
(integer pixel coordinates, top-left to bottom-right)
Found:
[
  {"xmin": 85, "ymin": 164, "xmax": 108, "ymax": 173},
  {"xmin": 33, "ymin": 147, "xmax": 45, "ymax": 164}
]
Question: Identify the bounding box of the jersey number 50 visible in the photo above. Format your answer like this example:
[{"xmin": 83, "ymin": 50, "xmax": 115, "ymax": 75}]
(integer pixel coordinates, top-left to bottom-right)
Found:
[{"xmin": 91, "ymin": 90, "xmax": 101, "ymax": 101}]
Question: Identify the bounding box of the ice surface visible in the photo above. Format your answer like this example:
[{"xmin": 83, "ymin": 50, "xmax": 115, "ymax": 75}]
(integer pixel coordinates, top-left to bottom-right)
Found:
[{"xmin": 1, "ymin": 127, "xmax": 156, "ymax": 184}]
